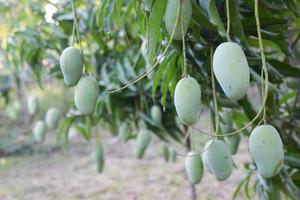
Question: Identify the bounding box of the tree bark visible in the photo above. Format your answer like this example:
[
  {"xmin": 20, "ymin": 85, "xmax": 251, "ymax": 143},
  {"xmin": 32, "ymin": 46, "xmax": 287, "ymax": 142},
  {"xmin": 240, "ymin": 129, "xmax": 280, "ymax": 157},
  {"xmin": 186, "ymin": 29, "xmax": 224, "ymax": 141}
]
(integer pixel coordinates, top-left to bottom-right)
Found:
[{"xmin": 184, "ymin": 125, "xmax": 197, "ymax": 200}]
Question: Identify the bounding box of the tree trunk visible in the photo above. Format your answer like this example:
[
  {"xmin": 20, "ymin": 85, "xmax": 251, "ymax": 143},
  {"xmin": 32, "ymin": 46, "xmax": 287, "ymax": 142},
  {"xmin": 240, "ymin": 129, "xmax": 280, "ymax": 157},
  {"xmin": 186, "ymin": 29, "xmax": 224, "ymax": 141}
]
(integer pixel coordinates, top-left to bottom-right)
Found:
[{"xmin": 184, "ymin": 125, "xmax": 197, "ymax": 200}]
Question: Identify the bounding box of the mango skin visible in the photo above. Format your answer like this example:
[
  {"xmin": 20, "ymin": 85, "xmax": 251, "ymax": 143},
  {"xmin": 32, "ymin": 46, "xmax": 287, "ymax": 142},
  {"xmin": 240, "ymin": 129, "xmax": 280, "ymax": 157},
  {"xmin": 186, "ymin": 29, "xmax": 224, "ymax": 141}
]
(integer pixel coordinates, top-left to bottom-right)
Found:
[
  {"xmin": 174, "ymin": 77, "xmax": 201, "ymax": 126},
  {"xmin": 151, "ymin": 105, "xmax": 162, "ymax": 124},
  {"xmin": 95, "ymin": 143, "xmax": 104, "ymax": 173},
  {"xmin": 220, "ymin": 124, "xmax": 240, "ymax": 155},
  {"xmin": 202, "ymin": 140, "xmax": 233, "ymax": 181},
  {"xmin": 213, "ymin": 42, "xmax": 250, "ymax": 100},
  {"xmin": 33, "ymin": 121, "xmax": 46, "ymax": 142},
  {"xmin": 225, "ymin": 134, "xmax": 240, "ymax": 155},
  {"xmin": 162, "ymin": 145, "xmax": 170, "ymax": 162},
  {"xmin": 118, "ymin": 122, "xmax": 130, "ymax": 142},
  {"xmin": 27, "ymin": 96, "xmax": 39, "ymax": 115},
  {"xmin": 74, "ymin": 76, "xmax": 99, "ymax": 115},
  {"xmin": 220, "ymin": 108, "xmax": 232, "ymax": 124},
  {"xmin": 134, "ymin": 129, "xmax": 152, "ymax": 159},
  {"xmin": 142, "ymin": 0, "xmax": 153, "ymax": 12},
  {"xmin": 45, "ymin": 108, "xmax": 61, "ymax": 129},
  {"xmin": 164, "ymin": 0, "xmax": 192, "ymax": 40},
  {"xmin": 185, "ymin": 151, "xmax": 203, "ymax": 184},
  {"xmin": 249, "ymin": 125, "xmax": 284, "ymax": 179},
  {"xmin": 60, "ymin": 47, "xmax": 83, "ymax": 87},
  {"xmin": 170, "ymin": 148, "xmax": 177, "ymax": 162}
]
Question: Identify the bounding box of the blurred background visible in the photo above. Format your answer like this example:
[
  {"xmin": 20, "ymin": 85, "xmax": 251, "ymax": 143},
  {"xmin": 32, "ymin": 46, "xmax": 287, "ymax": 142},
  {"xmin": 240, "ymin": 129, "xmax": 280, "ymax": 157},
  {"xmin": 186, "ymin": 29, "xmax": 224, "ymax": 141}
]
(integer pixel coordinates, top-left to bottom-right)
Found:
[{"xmin": 1, "ymin": 0, "xmax": 300, "ymax": 199}]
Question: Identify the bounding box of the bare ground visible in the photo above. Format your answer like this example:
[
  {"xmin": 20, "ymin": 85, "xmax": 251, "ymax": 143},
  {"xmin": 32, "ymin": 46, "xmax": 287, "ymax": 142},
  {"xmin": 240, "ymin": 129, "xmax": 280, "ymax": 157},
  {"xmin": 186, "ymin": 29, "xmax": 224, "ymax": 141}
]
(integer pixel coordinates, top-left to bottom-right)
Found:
[{"xmin": 0, "ymin": 126, "xmax": 256, "ymax": 200}]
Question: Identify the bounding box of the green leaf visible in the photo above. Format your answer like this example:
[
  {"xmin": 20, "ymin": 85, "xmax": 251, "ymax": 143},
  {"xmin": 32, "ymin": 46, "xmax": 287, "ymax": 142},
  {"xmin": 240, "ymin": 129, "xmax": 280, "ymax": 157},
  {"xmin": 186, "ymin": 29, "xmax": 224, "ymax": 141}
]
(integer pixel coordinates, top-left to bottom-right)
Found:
[
  {"xmin": 160, "ymin": 56, "xmax": 176, "ymax": 106},
  {"xmin": 146, "ymin": 0, "xmax": 167, "ymax": 65},
  {"xmin": 228, "ymin": 0, "xmax": 248, "ymax": 45},
  {"xmin": 152, "ymin": 51, "xmax": 176, "ymax": 98},
  {"xmin": 199, "ymin": 0, "xmax": 226, "ymax": 38},
  {"xmin": 268, "ymin": 59, "xmax": 300, "ymax": 78}
]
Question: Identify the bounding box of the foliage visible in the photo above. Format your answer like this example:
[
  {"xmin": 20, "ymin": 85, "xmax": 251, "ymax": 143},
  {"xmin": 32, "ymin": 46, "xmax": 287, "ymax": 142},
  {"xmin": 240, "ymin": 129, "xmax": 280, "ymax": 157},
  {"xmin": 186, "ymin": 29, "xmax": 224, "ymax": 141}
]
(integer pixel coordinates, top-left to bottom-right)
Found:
[{"xmin": 1, "ymin": 0, "xmax": 300, "ymax": 199}]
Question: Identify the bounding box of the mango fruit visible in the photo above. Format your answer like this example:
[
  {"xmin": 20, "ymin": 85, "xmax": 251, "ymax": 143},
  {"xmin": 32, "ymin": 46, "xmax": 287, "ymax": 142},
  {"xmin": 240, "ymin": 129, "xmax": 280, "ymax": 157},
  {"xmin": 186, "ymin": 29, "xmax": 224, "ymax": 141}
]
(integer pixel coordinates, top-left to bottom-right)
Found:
[
  {"xmin": 162, "ymin": 145, "xmax": 170, "ymax": 162},
  {"xmin": 170, "ymin": 148, "xmax": 177, "ymax": 162},
  {"xmin": 133, "ymin": 129, "xmax": 152, "ymax": 159},
  {"xmin": 249, "ymin": 125, "xmax": 284, "ymax": 178},
  {"xmin": 202, "ymin": 140, "xmax": 233, "ymax": 181},
  {"xmin": 220, "ymin": 124, "xmax": 240, "ymax": 155},
  {"xmin": 213, "ymin": 42, "xmax": 250, "ymax": 100},
  {"xmin": 225, "ymin": 134, "xmax": 240, "ymax": 155},
  {"xmin": 142, "ymin": 0, "xmax": 153, "ymax": 12},
  {"xmin": 220, "ymin": 108, "xmax": 232, "ymax": 124},
  {"xmin": 27, "ymin": 96, "xmax": 39, "ymax": 115},
  {"xmin": 151, "ymin": 105, "xmax": 162, "ymax": 124},
  {"xmin": 164, "ymin": 0, "xmax": 192, "ymax": 40},
  {"xmin": 74, "ymin": 76, "xmax": 99, "ymax": 115},
  {"xmin": 174, "ymin": 77, "xmax": 201, "ymax": 125},
  {"xmin": 185, "ymin": 151, "xmax": 203, "ymax": 184},
  {"xmin": 45, "ymin": 108, "xmax": 61, "ymax": 129},
  {"xmin": 118, "ymin": 122, "xmax": 130, "ymax": 142},
  {"xmin": 33, "ymin": 121, "xmax": 46, "ymax": 142},
  {"xmin": 60, "ymin": 47, "xmax": 83, "ymax": 87},
  {"xmin": 94, "ymin": 143, "xmax": 105, "ymax": 173}
]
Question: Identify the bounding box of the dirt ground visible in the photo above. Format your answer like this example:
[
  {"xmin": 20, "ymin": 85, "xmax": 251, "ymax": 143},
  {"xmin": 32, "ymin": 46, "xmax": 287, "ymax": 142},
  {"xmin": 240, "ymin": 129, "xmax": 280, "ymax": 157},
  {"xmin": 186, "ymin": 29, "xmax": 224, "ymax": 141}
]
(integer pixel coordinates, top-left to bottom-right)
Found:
[{"xmin": 0, "ymin": 124, "xmax": 256, "ymax": 200}]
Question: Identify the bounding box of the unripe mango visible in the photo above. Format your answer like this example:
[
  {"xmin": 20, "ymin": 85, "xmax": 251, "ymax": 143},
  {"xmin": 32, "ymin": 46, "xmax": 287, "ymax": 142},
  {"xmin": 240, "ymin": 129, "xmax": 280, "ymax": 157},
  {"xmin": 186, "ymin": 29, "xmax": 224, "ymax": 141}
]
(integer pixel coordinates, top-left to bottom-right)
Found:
[
  {"xmin": 45, "ymin": 108, "xmax": 61, "ymax": 129},
  {"xmin": 133, "ymin": 129, "xmax": 152, "ymax": 159},
  {"xmin": 170, "ymin": 148, "xmax": 177, "ymax": 162},
  {"xmin": 60, "ymin": 47, "xmax": 83, "ymax": 87},
  {"xmin": 220, "ymin": 124, "xmax": 240, "ymax": 155},
  {"xmin": 202, "ymin": 140, "xmax": 233, "ymax": 181},
  {"xmin": 224, "ymin": 134, "xmax": 240, "ymax": 155},
  {"xmin": 27, "ymin": 96, "xmax": 39, "ymax": 115},
  {"xmin": 185, "ymin": 151, "xmax": 203, "ymax": 184},
  {"xmin": 213, "ymin": 42, "xmax": 250, "ymax": 100},
  {"xmin": 151, "ymin": 105, "xmax": 162, "ymax": 124},
  {"xmin": 33, "ymin": 121, "xmax": 46, "ymax": 142},
  {"xmin": 220, "ymin": 108, "xmax": 232, "ymax": 124},
  {"xmin": 249, "ymin": 125, "xmax": 284, "ymax": 178},
  {"xmin": 118, "ymin": 122, "xmax": 130, "ymax": 142},
  {"xmin": 142, "ymin": 0, "xmax": 153, "ymax": 12},
  {"xmin": 164, "ymin": 0, "xmax": 192, "ymax": 40},
  {"xmin": 74, "ymin": 76, "xmax": 99, "ymax": 115},
  {"xmin": 174, "ymin": 77, "xmax": 201, "ymax": 125},
  {"xmin": 162, "ymin": 145, "xmax": 169, "ymax": 162},
  {"xmin": 94, "ymin": 143, "xmax": 104, "ymax": 173}
]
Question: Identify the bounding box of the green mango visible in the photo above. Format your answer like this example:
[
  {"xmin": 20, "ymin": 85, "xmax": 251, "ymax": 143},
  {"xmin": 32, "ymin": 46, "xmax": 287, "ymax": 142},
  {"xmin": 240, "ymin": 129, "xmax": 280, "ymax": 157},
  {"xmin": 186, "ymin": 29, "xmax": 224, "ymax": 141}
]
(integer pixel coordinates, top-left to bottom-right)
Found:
[
  {"xmin": 94, "ymin": 143, "xmax": 105, "ymax": 173},
  {"xmin": 220, "ymin": 124, "xmax": 240, "ymax": 155},
  {"xmin": 74, "ymin": 76, "xmax": 99, "ymax": 115},
  {"xmin": 151, "ymin": 105, "xmax": 162, "ymax": 124},
  {"xmin": 60, "ymin": 47, "xmax": 83, "ymax": 87},
  {"xmin": 213, "ymin": 42, "xmax": 250, "ymax": 100},
  {"xmin": 27, "ymin": 96, "xmax": 39, "ymax": 115},
  {"xmin": 220, "ymin": 108, "xmax": 232, "ymax": 124},
  {"xmin": 224, "ymin": 134, "xmax": 240, "ymax": 155},
  {"xmin": 133, "ymin": 129, "xmax": 152, "ymax": 159},
  {"xmin": 142, "ymin": 0, "xmax": 153, "ymax": 12},
  {"xmin": 164, "ymin": 0, "xmax": 192, "ymax": 40},
  {"xmin": 174, "ymin": 77, "xmax": 201, "ymax": 125},
  {"xmin": 169, "ymin": 148, "xmax": 177, "ymax": 162},
  {"xmin": 162, "ymin": 145, "xmax": 169, "ymax": 162},
  {"xmin": 185, "ymin": 151, "xmax": 203, "ymax": 184},
  {"xmin": 202, "ymin": 140, "xmax": 233, "ymax": 181},
  {"xmin": 118, "ymin": 122, "xmax": 130, "ymax": 142},
  {"xmin": 33, "ymin": 121, "xmax": 46, "ymax": 142},
  {"xmin": 249, "ymin": 125, "xmax": 284, "ymax": 178},
  {"xmin": 45, "ymin": 108, "xmax": 61, "ymax": 129}
]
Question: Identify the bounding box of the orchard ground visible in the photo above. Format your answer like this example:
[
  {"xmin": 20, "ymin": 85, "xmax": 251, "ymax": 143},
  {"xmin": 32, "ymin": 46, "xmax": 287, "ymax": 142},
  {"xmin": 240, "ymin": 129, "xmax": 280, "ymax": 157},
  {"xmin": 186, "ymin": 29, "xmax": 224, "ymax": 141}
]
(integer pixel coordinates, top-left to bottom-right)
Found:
[{"xmin": 0, "ymin": 112, "xmax": 256, "ymax": 200}]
